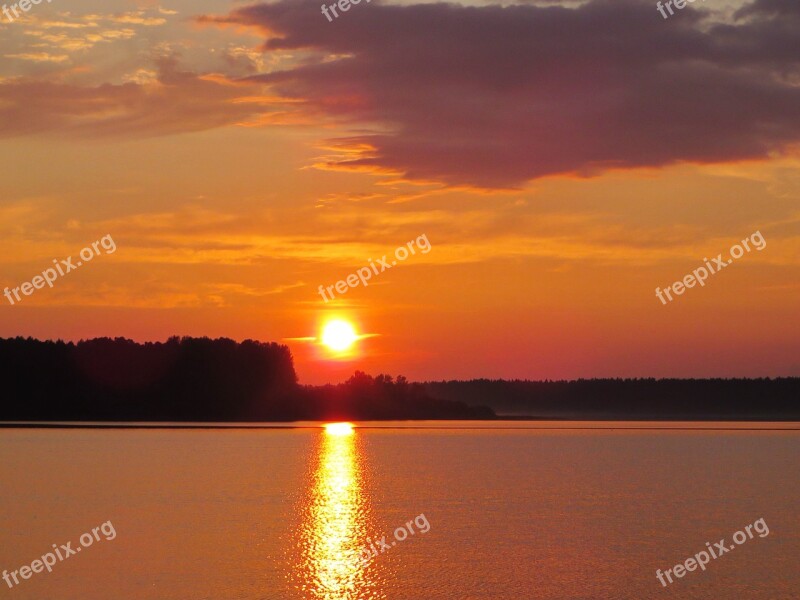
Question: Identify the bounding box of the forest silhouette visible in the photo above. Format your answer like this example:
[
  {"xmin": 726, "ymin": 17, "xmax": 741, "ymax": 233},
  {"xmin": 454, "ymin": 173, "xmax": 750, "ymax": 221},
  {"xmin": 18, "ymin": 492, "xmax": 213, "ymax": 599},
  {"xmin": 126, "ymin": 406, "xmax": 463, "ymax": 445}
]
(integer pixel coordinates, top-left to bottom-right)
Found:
[
  {"xmin": 424, "ymin": 378, "xmax": 800, "ymax": 420},
  {"xmin": 0, "ymin": 337, "xmax": 492, "ymax": 422},
  {"xmin": 1, "ymin": 337, "xmax": 797, "ymax": 423}
]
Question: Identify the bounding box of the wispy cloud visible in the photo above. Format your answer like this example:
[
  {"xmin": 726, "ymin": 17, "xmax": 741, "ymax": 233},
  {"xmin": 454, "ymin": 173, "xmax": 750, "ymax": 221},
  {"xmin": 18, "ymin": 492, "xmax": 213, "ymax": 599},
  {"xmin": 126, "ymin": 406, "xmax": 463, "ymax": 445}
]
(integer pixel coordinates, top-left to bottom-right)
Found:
[
  {"xmin": 4, "ymin": 52, "xmax": 69, "ymax": 63},
  {"xmin": 0, "ymin": 56, "xmax": 287, "ymax": 138}
]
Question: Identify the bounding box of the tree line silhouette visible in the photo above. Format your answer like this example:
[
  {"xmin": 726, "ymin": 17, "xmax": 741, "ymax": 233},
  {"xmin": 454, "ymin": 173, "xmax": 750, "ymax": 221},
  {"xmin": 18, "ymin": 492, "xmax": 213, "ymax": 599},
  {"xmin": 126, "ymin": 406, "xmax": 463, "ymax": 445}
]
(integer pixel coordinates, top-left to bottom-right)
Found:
[
  {"xmin": 0, "ymin": 337, "xmax": 493, "ymax": 422},
  {"xmin": 423, "ymin": 378, "xmax": 800, "ymax": 420},
  {"xmin": 2, "ymin": 337, "xmax": 796, "ymax": 422}
]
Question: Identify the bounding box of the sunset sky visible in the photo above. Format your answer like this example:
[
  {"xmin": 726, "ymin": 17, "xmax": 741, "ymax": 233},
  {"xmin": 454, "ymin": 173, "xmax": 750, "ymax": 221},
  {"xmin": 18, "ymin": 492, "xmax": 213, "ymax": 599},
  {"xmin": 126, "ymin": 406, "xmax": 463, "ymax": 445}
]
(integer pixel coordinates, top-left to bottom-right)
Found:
[{"xmin": 0, "ymin": 0, "xmax": 798, "ymax": 384}]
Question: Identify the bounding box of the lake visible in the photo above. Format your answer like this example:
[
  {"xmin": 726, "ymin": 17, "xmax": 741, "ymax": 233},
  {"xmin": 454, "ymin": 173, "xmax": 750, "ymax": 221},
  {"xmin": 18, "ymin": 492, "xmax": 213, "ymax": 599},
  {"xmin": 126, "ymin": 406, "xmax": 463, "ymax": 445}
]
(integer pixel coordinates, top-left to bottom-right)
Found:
[{"xmin": 0, "ymin": 422, "xmax": 797, "ymax": 599}]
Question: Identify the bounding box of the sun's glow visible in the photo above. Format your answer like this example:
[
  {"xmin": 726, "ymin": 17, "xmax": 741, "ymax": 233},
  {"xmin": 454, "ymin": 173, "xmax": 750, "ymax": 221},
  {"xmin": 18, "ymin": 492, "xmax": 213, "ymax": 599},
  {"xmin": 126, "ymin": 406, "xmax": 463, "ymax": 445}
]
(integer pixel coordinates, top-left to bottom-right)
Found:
[
  {"xmin": 321, "ymin": 320, "xmax": 358, "ymax": 352},
  {"xmin": 324, "ymin": 422, "xmax": 354, "ymax": 436}
]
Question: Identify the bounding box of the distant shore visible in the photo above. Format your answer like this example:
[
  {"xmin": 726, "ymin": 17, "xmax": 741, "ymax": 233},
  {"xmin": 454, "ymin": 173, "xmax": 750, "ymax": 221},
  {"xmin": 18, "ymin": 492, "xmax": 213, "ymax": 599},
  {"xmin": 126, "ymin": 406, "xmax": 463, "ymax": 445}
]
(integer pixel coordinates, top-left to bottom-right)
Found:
[
  {"xmin": 2, "ymin": 420, "xmax": 799, "ymax": 430},
  {"xmin": 2, "ymin": 337, "xmax": 798, "ymax": 423}
]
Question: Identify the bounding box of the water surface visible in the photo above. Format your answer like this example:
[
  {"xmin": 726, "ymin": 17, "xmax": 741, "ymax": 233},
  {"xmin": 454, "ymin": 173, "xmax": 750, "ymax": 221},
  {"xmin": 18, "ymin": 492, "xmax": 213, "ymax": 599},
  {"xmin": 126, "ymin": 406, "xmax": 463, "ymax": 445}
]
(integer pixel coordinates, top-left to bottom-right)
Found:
[{"xmin": 0, "ymin": 422, "xmax": 797, "ymax": 599}]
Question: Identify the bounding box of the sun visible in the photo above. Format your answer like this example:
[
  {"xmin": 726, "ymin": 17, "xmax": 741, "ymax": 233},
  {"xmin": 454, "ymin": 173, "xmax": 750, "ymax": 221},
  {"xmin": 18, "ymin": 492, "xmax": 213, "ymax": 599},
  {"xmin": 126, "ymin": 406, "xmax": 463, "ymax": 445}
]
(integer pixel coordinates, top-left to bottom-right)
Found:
[{"xmin": 321, "ymin": 320, "xmax": 358, "ymax": 352}]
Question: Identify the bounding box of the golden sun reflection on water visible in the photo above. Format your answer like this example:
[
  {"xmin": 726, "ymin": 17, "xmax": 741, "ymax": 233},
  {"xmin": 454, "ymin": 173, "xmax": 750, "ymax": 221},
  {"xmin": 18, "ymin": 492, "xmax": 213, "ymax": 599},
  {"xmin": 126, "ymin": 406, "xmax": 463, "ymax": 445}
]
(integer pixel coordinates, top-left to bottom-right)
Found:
[
  {"xmin": 290, "ymin": 424, "xmax": 384, "ymax": 600},
  {"xmin": 324, "ymin": 422, "xmax": 355, "ymax": 436}
]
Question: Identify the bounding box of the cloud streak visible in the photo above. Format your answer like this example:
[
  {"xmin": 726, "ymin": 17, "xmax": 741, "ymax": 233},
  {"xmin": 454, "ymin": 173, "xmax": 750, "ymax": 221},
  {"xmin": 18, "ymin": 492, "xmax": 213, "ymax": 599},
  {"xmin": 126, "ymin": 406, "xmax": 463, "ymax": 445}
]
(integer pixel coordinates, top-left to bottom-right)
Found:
[{"xmin": 0, "ymin": 56, "xmax": 280, "ymax": 138}]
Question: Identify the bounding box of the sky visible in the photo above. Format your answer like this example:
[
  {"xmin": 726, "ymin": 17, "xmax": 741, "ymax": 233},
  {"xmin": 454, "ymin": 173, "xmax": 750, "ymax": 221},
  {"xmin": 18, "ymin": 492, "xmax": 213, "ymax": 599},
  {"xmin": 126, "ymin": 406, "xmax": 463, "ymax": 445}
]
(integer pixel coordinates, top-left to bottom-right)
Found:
[{"xmin": 0, "ymin": 0, "xmax": 798, "ymax": 384}]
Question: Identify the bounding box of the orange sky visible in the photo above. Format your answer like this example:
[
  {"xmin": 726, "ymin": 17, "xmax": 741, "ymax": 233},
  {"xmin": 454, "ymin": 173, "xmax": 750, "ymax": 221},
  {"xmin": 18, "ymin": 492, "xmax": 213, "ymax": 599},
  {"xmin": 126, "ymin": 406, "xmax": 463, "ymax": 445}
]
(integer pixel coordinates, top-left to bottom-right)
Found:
[{"xmin": 0, "ymin": 0, "xmax": 798, "ymax": 383}]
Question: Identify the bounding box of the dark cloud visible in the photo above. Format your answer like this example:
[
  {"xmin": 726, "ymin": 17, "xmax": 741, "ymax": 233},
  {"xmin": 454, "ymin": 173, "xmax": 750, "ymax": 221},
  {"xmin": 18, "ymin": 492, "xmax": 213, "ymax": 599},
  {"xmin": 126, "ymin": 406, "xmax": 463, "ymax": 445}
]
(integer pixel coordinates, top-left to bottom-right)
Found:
[
  {"xmin": 2, "ymin": 1, "xmax": 798, "ymax": 189},
  {"xmin": 208, "ymin": 0, "xmax": 800, "ymax": 188}
]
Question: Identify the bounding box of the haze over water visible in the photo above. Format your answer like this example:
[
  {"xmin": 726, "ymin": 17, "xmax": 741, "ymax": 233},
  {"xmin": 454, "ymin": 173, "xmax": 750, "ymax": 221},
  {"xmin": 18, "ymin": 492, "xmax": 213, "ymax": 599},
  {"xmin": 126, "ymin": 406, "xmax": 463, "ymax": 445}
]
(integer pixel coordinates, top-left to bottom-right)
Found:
[{"xmin": 0, "ymin": 422, "xmax": 797, "ymax": 599}]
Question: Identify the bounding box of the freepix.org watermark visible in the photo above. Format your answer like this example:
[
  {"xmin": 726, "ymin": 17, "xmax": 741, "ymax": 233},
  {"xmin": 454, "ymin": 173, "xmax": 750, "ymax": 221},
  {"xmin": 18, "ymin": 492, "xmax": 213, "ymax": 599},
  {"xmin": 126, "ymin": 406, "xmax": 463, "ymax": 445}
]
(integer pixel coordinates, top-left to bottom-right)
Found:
[
  {"xmin": 655, "ymin": 518, "xmax": 770, "ymax": 587},
  {"xmin": 352, "ymin": 513, "xmax": 430, "ymax": 568},
  {"xmin": 3, "ymin": 0, "xmax": 53, "ymax": 23},
  {"xmin": 656, "ymin": 0, "xmax": 707, "ymax": 20},
  {"xmin": 2, "ymin": 521, "xmax": 116, "ymax": 589},
  {"xmin": 321, "ymin": 0, "xmax": 369, "ymax": 22},
  {"xmin": 655, "ymin": 230, "xmax": 765, "ymax": 305},
  {"xmin": 317, "ymin": 234, "xmax": 431, "ymax": 302},
  {"xmin": 3, "ymin": 234, "xmax": 116, "ymax": 306}
]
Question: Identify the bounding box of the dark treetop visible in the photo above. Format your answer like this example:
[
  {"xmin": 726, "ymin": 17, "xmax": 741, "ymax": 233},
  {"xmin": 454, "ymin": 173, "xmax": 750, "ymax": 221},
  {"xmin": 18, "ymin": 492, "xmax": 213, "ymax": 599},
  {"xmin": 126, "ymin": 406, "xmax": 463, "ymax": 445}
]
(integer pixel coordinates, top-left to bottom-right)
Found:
[{"xmin": 0, "ymin": 336, "xmax": 493, "ymax": 422}]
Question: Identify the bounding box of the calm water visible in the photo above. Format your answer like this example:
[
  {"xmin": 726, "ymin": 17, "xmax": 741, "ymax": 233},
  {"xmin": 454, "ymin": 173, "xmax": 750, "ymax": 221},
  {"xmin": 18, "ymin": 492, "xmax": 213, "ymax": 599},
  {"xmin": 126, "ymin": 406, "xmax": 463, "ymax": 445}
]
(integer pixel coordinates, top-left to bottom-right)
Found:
[{"xmin": 0, "ymin": 422, "xmax": 797, "ymax": 599}]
